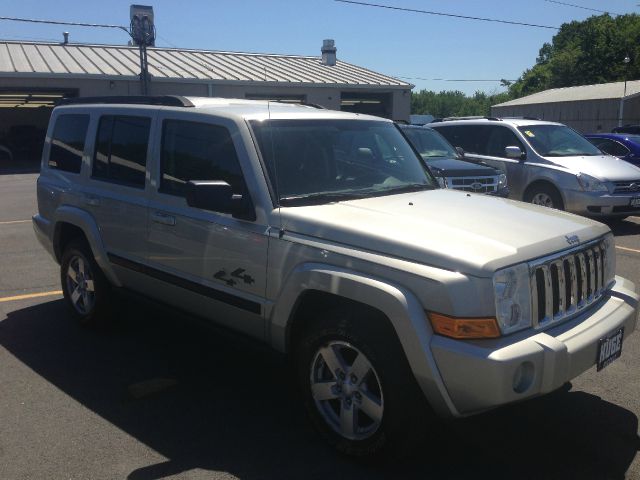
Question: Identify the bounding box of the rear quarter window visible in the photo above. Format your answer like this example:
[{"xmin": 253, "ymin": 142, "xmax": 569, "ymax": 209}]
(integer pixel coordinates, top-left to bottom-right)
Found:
[{"xmin": 48, "ymin": 114, "xmax": 90, "ymax": 173}]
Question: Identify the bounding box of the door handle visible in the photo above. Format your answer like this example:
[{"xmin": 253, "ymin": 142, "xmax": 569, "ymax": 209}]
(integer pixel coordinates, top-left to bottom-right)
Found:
[
  {"xmin": 84, "ymin": 195, "xmax": 101, "ymax": 207},
  {"xmin": 151, "ymin": 211, "xmax": 176, "ymax": 226}
]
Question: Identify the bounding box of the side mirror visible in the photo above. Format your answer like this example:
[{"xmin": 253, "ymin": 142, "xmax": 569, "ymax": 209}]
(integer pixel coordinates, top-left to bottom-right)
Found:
[
  {"xmin": 505, "ymin": 146, "xmax": 525, "ymax": 159},
  {"xmin": 455, "ymin": 146, "xmax": 465, "ymax": 158},
  {"xmin": 186, "ymin": 180, "xmax": 255, "ymax": 220}
]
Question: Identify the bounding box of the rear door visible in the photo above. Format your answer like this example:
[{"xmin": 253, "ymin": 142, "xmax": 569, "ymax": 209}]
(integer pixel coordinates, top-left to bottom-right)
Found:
[{"xmin": 83, "ymin": 111, "xmax": 153, "ymax": 270}]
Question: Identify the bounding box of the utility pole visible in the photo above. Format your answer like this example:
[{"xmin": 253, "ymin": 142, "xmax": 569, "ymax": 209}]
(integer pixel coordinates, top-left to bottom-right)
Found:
[
  {"xmin": 129, "ymin": 5, "xmax": 155, "ymax": 96},
  {"xmin": 619, "ymin": 54, "xmax": 631, "ymax": 127}
]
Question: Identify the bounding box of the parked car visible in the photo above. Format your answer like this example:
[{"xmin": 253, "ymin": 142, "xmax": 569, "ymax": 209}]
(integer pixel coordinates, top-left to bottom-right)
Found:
[
  {"xmin": 398, "ymin": 124, "xmax": 508, "ymax": 196},
  {"xmin": 585, "ymin": 133, "xmax": 640, "ymax": 166},
  {"xmin": 34, "ymin": 97, "xmax": 637, "ymax": 456},
  {"xmin": 0, "ymin": 144, "xmax": 13, "ymax": 162},
  {"xmin": 430, "ymin": 118, "xmax": 640, "ymax": 218},
  {"xmin": 612, "ymin": 125, "xmax": 640, "ymax": 135}
]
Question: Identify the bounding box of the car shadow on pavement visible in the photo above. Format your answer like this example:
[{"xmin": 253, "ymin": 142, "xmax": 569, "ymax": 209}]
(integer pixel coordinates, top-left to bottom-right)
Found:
[
  {"xmin": 604, "ymin": 218, "xmax": 640, "ymax": 237},
  {"xmin": 1, "ymin": 299, "xmax": 638, "ymax": 480}
]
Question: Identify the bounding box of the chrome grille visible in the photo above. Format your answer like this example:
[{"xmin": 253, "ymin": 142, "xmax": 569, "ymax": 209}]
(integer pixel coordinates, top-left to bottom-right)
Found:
[
  {"xmin": 445, "ymin": 175, "xmax": 500, "ymax": 193},
  {"xmin": 613, "ymin": 180, "xmax": 640, "ymax": 194},
  {"xmin": 529, "ymin": 239, "xmax": 608, "ymax": 328}
]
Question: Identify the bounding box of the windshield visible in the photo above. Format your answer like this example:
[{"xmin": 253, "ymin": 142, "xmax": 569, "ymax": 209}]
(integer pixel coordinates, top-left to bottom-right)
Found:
[
  {"xmin": 251, "ymin": 119, "xmax": 436, "ymax": 206},
  {"xmin": 401, "ymin": 127, "xmax": 459, "ymax": 160},
  {"xmin": 517, "ymin": 125, "xmax": 602, "ymax": 157}
]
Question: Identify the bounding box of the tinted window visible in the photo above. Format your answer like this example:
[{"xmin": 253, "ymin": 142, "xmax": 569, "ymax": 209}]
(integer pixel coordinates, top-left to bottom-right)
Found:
[
  {"xmin": 431, "ymin": 125, "xmax": 492, "ymax": 155},
  {"xmin": 49, "ymin": 114, "xmax": 89, "ymax": 173},
  {"xmin": 93, "ymin": 115, "xmax": 150, "ymax": 187},
  {"xmin": 485, "ymin": 126, "xmax": 525, "ymax": 158},
  {"xmin": 161, "ymin": 120, "xmax": 245, "ymax": 197},
  {"xmin": 594, "ymin": 139, "xmax": 630, "ymax": 157}
]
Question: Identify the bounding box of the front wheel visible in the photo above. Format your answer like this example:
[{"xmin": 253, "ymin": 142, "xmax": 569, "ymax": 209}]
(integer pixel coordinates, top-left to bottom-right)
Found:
[
  {"xmin": 526, "ymin": 184, "xmax": 564, "ymax": 210},
  {"xmin": 295, "ymin": 308, "xmax": 431, "ymax": 456}
]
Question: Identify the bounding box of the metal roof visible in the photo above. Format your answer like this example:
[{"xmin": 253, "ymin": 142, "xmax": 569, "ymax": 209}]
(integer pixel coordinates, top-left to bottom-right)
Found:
[
  {"xmin": 493, "ymin": 79, "xmax": 640, "ymax": 107},
  {"xmin": 0, "ymin": 40, "xmax": 411, "ymax": 89}
]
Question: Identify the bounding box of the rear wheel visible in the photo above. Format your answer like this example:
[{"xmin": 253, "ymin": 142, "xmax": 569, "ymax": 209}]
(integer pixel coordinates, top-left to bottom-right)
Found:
[
  {"xmin": 295, "ymin": 306, "xmax": 431, "ymax": 456},
  {"xmin": 60, "ymin": 239, "xmax": 111, "ymax": 325}
]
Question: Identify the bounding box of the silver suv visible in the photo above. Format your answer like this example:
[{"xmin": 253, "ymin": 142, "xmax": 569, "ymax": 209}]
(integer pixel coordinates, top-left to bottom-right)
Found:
[
  {"xmin": 33, "ymin": 97, "xmax": 638, "ymax": 456},
  {"xmin": 431, "ymin": 118, "xmax": 640, "ymax": 218}
]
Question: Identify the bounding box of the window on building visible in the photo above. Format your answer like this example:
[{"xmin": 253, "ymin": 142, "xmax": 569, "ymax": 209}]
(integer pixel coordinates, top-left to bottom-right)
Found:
[
  {"xmin": 48, "ymin": 114, "xmax": 89, "ymax": 173},
  {"xmin": 93, "ymin": 116, "xmax": 151, "ymax": 188},
  {"xmin": 160, "ymin": 120, "xmax": 246, "ymax": 198}
]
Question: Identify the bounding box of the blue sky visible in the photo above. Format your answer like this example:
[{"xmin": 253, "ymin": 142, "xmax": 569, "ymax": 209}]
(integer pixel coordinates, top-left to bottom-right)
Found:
[{"xmin": 0, "ymin": 0, "xmax": 636, "ymax": 95}]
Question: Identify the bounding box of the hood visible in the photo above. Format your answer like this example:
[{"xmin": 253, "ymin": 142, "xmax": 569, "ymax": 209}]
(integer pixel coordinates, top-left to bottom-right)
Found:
[
  {"xmin": 279, "ymin": 189, "xmax": 609, "ymax": 277},
  {"xmin": 547, "ymin": 154, "xmax": 640, "ymax": 181},
  {"xmin": 425, "ymin": 157, "xmax": 499, "ymax": 177}
]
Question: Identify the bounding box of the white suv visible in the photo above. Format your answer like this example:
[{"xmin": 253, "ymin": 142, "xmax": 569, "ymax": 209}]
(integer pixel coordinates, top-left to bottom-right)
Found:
[
  {"xmin": 431, "ymin": 118, "xmax": 640, "ymax": 218},
  {"xmin": 33, "ymin": 97, "xmax": 638, "ymax": 456}
]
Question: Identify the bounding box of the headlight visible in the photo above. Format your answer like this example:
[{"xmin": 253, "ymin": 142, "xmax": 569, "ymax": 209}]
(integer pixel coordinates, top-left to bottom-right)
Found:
[
  {"xmin": 437, "ymin": 176, "xmax": 448, "ymax": 188},
  {"xmin": 493, "ymin": 263, "xmax": 532, "ymax": 335},
  {"xmin": 577, "ymin": 173, "xmax": 608, "ymax": 192},
  {"xmin": 602, "ymin": 233, "xmax": 616, "ymax": 288},
  {"xmin": 498, "ymin": 173, "xmax": 507, "ymax": 189}
]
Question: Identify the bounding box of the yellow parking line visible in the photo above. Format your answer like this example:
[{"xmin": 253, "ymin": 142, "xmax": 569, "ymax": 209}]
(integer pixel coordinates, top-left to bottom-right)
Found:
[
  {"xmin": 0, "ymin": 219, "xmax": 31, "ymax": 225},
  {"xmin": 0, "ymin": 290, "xmax": 62, "ymax": 303},
  {"xmin": 616, "ymin": 245, "xmax": 640, "ymax": 255}
]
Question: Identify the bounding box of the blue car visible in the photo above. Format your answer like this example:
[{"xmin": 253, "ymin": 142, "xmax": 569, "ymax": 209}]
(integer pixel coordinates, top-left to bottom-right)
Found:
[{"xmin": 585, "ymin": 133, "xmax": 640, "ymax": 166}]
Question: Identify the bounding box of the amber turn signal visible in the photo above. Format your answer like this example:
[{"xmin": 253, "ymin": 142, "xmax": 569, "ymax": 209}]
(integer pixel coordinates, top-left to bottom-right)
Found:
[{"xmin": 428, "ymin": 312, "xmax": 501, "ymax": 339}]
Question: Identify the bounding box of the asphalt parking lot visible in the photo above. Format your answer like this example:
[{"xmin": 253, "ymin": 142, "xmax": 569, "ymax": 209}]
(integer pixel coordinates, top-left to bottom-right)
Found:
[{"xmin": 1, "ymin": 171, "xmax": 640, "ymax": 480}]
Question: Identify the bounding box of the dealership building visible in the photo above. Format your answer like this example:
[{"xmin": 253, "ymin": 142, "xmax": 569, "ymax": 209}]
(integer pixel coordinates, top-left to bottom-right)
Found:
[
  {"xmin": 491, "ymin": 80, "xmax": 640, "ymax": 133},
  {"xmin": 0, "ymin": 39, "xmax": 412, "ymax": 160}
]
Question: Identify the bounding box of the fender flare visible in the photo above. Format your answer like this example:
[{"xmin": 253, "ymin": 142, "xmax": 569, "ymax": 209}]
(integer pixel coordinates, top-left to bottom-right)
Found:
[
  {"xmin": 269, "ymin": 262, "xmax": 458, "ymax": 417},
  {"xmin": 53, "ymin": 205, "xmax": 122, "ymax": 287}
]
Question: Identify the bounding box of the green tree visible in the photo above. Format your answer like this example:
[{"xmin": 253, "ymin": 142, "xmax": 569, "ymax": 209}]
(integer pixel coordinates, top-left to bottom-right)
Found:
[{"xmin": 508, "ymin": 13, "xmax": 640, "ymax": 98}]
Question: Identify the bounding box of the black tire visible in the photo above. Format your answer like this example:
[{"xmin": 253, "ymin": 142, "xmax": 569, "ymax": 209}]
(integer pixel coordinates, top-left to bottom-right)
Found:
[
  {"xmin": 60, "ymin": 239, "xmax": 111, "ymax": 325},
  {"xmin": 295, "ymin": 306, "xmax": 432, "ymax": 457},
  {"xmin": 525, "ymin": 183, "xmax": 564, "ymax": 210}
]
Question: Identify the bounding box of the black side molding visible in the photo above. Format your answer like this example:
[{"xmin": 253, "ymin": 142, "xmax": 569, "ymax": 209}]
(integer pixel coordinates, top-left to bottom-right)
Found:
[{"xmin": 108, "ymin": 254, "xmax": 261, "ymax": 315}]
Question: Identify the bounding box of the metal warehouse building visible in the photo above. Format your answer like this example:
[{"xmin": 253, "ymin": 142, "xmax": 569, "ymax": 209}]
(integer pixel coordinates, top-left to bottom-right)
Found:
[
  {"xmin": 0, "ymin": 39, "xmax": 412, "ymax": 161},
  {"xmin": 491, "ymin": 80, "xmax": 640, "ymax": 133}
]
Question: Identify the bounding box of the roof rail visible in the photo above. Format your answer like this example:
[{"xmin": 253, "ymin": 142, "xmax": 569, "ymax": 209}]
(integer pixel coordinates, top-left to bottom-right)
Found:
[
  {"xmin": 441, "ymin": 116, "xmax": 502, "ymax": 121},
  {"xmin": 58, "ymin": 95, "xmax": 195, "ymax": 107},
  {"xmin": 501, "ymin": 116, "xmax": 541, "ymax": 121}
]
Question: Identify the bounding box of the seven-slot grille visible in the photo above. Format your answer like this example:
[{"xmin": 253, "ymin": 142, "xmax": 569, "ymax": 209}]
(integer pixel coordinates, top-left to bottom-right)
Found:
[
  {"xmin": 445, "ymin": 175, "xmax": 500, "ymax": 193},
  {"xmin": 613, "ymin": 180, "xmax": 640, "ymax": 194},
  {"xmin": 529, "ymin": 239, "xmax": 608, "ymax": 328}
]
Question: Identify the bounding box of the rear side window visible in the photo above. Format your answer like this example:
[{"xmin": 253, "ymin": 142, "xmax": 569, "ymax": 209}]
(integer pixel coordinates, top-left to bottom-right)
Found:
[
  {"xmin": 48, "ymin": 114, "xmax": 89, "ymax": 173},
  {"xmin": 93, "ymin": 115, "xmax": 151, "ymax": 188},
  {"xmin": 433, "ymin": 125, "xmax": 492, "ymax": 155},
  {"xmin": 160, "ymin": 120, "xmax": 246, "ymax": 197}
]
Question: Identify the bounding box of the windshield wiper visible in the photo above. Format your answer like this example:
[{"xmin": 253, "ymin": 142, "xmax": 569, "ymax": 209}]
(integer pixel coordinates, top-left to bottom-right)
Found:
[
  {"xmin": 279, "ymin": 191, "xmax": 369, "ymax": 206},
  {"xmin": 380, "ymin": 183, "xmax": 436, "ymax": 194}
]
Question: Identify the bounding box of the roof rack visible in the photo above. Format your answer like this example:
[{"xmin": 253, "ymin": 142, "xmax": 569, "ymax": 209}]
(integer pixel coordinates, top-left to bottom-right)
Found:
[
  {"xmin": 440, "ymin": 116, "xmax": 502, "ymax": 121},
  {"xmin": 58, "ymin": 95, "xmax": 195, "ymax": 107},
  {"xmin": 501, "ymin": 116, "xmax": 541, "ymax": 121}
]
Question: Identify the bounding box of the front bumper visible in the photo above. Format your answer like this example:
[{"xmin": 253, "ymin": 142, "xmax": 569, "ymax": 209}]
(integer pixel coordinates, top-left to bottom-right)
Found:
[
  {"xmin": 564, "ymin": 188, "xmax": 640, "ymax": 217},
  {"xmin": 430, "ymin": 276, "xmax": 638, "ymax": 416}
]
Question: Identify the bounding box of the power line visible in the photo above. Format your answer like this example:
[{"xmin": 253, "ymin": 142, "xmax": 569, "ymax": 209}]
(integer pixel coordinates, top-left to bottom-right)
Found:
[
  {"xmin": 0, "ymin": 15, "xmax": 129, "ymax": 34},
  {"xmin": 334, "ymin": 0, "xmax": 560, "ymax": 29},
  {"xmin": 399, "ymin": 76, "xmax": 516, "ymax": 82},
  {"xmin": 542, "ymin": 0, "xmax": 623, "ymax": 16}
]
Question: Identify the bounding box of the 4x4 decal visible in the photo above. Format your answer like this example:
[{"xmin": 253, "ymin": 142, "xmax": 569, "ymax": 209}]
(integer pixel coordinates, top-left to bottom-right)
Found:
[{"xmin": 214, "ymin": 268, "xmax": 255, "ymax": 286}]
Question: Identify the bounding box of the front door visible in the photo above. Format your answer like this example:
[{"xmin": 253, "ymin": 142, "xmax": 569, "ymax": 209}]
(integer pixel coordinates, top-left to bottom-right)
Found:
[{"xmin": 144, "ymin": 113, "xmax": 268, "ymax": 339}]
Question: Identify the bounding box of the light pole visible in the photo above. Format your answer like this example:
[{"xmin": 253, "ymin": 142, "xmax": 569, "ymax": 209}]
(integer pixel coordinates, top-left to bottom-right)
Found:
[{"xmin": 619, "ymin": 55, "xmax": 631, "ymax": 127}]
